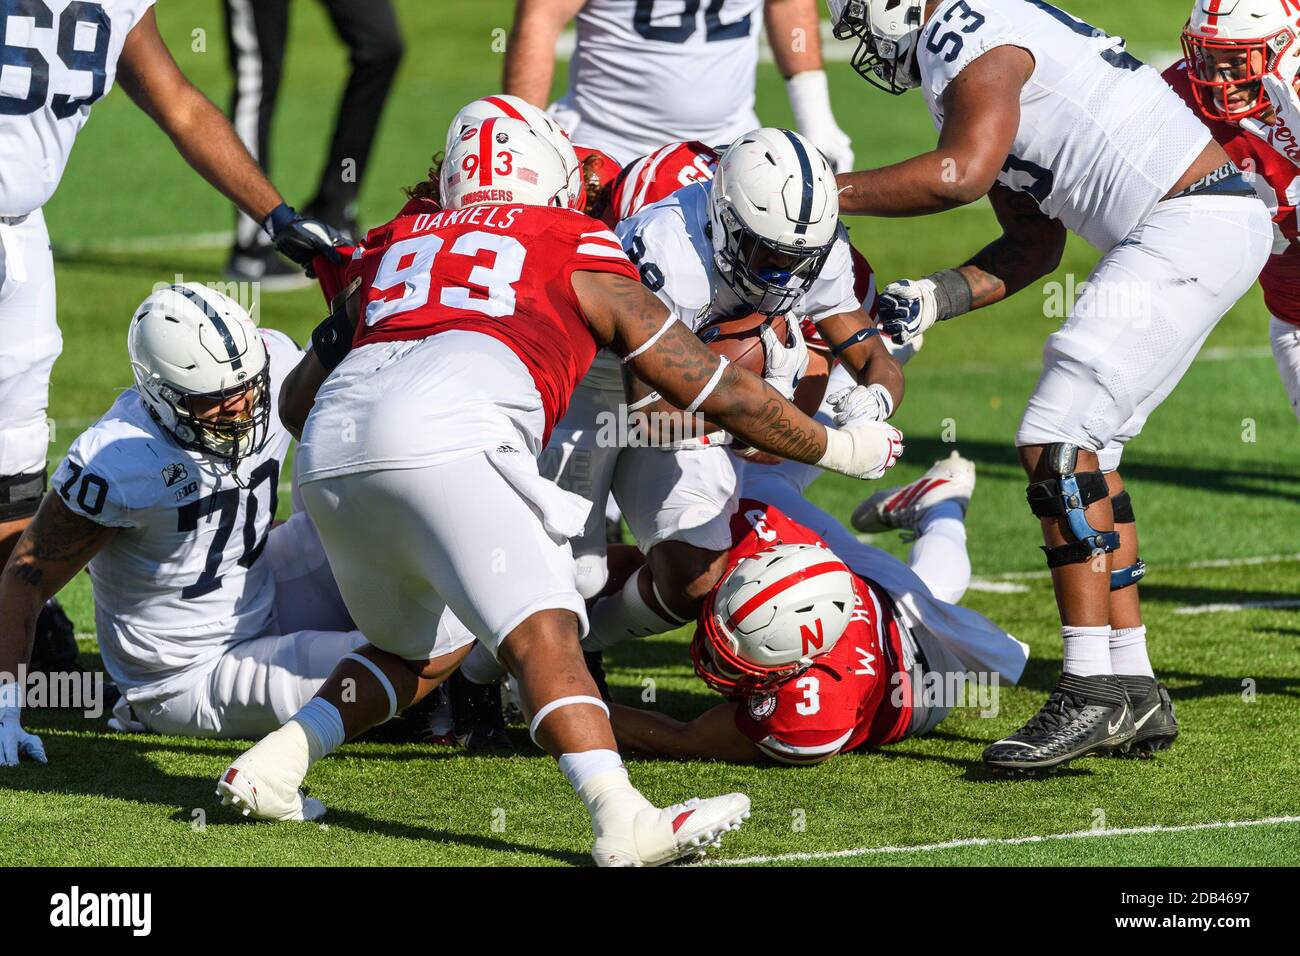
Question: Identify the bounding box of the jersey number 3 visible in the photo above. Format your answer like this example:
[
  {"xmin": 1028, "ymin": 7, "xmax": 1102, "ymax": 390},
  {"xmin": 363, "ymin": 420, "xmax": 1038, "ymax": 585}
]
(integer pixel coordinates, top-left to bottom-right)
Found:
[{"xmin": 0, "ymin": 0, "xmax": 112, "ymax": 117}]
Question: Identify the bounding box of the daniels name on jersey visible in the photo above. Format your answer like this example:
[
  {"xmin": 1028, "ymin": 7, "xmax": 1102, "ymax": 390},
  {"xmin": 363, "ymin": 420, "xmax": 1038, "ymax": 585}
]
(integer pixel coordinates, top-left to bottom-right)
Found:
[
  {"xmin": 614, "ymin": 182, "xmax": 860, "ymax": 333},
  {"xmin": 0, "ymin": 0, "xmax": 156, "ymax": 217},
  {"xmin": 918, "ymin": 0, "xmax": 1210, "ymax": 251},
  {"xmin": 49, "ymin": 329, "xmax": 302, "ymax": 698}
]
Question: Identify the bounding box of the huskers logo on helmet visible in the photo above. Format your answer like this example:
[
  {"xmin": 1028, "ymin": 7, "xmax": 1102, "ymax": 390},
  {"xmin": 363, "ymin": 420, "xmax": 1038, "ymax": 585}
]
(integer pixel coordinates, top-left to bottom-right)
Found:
[
  {"xmin": 1182, "ymin": 0, "xmax": 1300, "ymax": 122},
  {"xmin": 128, "ymin": 283, "xmax": 271, "ymax": 467},
  {"xmin": 440, "ymin": 116, "xmax": 583, "ymax": 211},
  {"xmin": 692, "ymin": 542, "xmax": 856, "ymax": 695}
]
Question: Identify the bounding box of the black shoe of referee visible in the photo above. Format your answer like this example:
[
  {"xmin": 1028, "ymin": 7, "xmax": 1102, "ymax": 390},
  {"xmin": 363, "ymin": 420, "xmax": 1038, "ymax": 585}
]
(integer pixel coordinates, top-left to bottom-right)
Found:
[
  {"xmin": 983, "ymin": 673, "xmax": 1136, "ymax": 772},
  {"xmin": 1114, "ymin": 675, "xmax": 1178, "ymax": 756}
]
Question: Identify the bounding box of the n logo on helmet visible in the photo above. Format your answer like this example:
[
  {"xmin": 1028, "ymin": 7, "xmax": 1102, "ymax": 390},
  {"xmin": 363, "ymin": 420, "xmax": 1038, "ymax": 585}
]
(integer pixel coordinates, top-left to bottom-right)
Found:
[{"xmin": 800, "ymin": 619, "xmax": 826, "ymax": 655}]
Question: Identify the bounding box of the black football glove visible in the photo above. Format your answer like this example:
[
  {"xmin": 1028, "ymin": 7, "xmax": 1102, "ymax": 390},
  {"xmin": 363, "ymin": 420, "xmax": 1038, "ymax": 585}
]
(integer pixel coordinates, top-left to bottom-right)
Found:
[{"xmin": 264, "ymin": 203, "xmax": 347, "ymax": 271}]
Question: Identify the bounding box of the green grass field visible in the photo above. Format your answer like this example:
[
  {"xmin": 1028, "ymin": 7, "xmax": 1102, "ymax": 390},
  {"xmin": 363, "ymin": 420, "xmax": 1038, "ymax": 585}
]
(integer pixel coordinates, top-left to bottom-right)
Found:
[{"xmin": 2, "ymin": 0, "xmax": 1298, "ymax": 867}]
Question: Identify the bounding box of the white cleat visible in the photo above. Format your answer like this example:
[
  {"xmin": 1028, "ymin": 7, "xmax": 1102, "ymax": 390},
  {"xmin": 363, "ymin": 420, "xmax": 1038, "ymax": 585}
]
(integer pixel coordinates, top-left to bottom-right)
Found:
[
  {"xmin": 592, "ymin": 793, "xmax": 751, "ymax": 867},
  {"xmin": 215, "ymin": 721, "xmax": 325, "ymax": 822},
  {"xmin": 852, "ymin": 451, "xmax": 975, "ymax": 534}
]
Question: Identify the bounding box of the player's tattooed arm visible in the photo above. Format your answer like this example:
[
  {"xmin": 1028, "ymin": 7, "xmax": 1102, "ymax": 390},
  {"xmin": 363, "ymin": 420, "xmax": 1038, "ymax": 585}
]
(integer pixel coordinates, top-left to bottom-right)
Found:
[
  {"xmin": 0, "ymin": 494, "xmax": 115, "ymax": 674},
  {"xmin": 835, "ymin": 46, "xmax": 1032, "ymax": 216},
  {"xmin": 608, "ymin": 702, "xmax": 763, "ymax": 763},
  {"xmin": 817, "ymin": 308, "xmax": 904, "ymax": 408},
  {"xmin": 503, "ymin": 0, "xmax": 588, "ymax": 106},
  {"xmin": 957, "ymin": 184, "xmax": 1068, "ymax": 309},
  {"xmin": 574, "ymin": 272, "xmax": 829, "ymax": 463},
  {"xmin": 280, "ymin": 350, "xmax": 329, "ymax": 441}
]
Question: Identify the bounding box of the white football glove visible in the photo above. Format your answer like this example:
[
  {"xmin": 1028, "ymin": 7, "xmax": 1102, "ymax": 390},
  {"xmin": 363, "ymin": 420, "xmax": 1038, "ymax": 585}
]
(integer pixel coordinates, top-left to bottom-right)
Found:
[
  {"xmin": 817, "ymin": 419, "xmax": 904, "ymax": 480},
  {"xmin": 1241, "ymin": 73, "xmax": 1300, "ymax": 168},
  {"xmin": 0, "ymin": 687, "xmax": 46, "ymax": 767},
  {"xmin": 787, "ymin": 70, "xmax": 855, "ymax": 173},
  {"xmin": 878, "ymin": 278, "xmax": 942, "ymax": 347},
  {"xmin": 828, "ymin": 383, "xmax": 894, "ymax": 425},
  {"xmin": 760, "ymin": 319, "xmax": 809, "ymax": 401}
]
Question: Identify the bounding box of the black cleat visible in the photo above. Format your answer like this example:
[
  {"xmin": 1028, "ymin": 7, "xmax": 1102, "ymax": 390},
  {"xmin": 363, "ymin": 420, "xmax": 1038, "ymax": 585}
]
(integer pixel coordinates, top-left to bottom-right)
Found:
[
  {"xmin": 30, "ymin": 598, "xmax": 80, "ymax": 675},
  {"xmin": 983, "ymin": 673, "xmax": 1136, "ymax": 773},
  {"xmin": 448, "ymin": 670, "xmax": 513, "ymax": 752},
  {"xmin": 1115, "ymin": 675, "xmax": 1178, "ymax": 756}
]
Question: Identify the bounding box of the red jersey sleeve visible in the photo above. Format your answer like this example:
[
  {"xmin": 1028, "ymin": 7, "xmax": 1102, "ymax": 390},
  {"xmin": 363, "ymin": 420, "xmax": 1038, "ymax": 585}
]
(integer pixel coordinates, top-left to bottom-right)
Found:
[
  {"xmin": 311, "ymin": 246, "xmax": 360, "ymax": 305},
  {"xmin": 557, "ymin": 219, "xmax": 642, "ymax": 287}
]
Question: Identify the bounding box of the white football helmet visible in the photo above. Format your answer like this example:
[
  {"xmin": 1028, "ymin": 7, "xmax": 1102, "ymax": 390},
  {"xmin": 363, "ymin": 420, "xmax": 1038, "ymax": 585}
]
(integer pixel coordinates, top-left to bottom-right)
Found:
[
  {"xmin": 826, "ymin": 0, "xmax": 928, "ymax": 94},
  {"xmin": 693, "ymin": 542, "xmax": 856, "ymax": 695},
  {"xmin": 1182, "ymin": 0, "xmax": 1300, "ymax": 122},
  {"xmin": 444, "ymin": 95, "xmax": 584, "ymax": 203},
  {"xmin": 440, "ymin": 116, "xmax": 583, "ymax": 211},
  {"xmin": 709, "ymin": 128, "xmax": 840, "ymax": 317},
  {"xmin": 127, "ymin": 283, "xmax": 270, "ymax": 464}
]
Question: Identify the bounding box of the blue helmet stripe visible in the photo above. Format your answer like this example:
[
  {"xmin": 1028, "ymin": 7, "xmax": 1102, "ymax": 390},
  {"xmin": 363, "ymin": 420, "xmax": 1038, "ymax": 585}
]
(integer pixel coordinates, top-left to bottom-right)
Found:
[
  {"xmin": 173, "ymin": 285, "xmax": 243, "ymax": 372},
  {"xmin": 780, "ymin": 128, "xmax": 814, "ymax": 235}
]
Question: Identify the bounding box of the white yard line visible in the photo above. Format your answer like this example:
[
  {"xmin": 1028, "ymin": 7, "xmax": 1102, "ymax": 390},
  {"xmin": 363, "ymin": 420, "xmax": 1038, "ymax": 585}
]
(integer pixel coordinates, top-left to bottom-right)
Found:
[
  {"xmin": 52, "ymin": 231, "xmax": 232, "ymax": 256},
  {"xmin": 1175, "ymin": 599, "xmax": 1300, "ymax": 616},
  {"xmin": 972, "ymin": 552, "xmax": 1300, "ymax": 583},
  {"xmin": 702, "ymin": 815, "xmax": 1300, "ymax": 866}
]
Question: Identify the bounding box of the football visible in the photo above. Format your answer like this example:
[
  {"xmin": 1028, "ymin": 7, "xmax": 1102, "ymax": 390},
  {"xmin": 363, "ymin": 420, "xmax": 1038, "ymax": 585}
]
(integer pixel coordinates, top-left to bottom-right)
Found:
[{"xmin": 698, "ymin": 311, "xmax": 789, "ymax": 377}]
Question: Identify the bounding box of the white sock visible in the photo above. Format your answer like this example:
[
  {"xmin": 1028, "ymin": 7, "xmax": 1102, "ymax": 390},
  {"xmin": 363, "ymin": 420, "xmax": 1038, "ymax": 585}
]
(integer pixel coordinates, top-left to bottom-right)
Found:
[
  {"xmin": 558, "ymin": 750, "xmax": 652, "ymax": 836},
  {"xmin": 291, "ymin": 698, "xmax": 346, "ymax": 768},
  {"xmin": 461, "ymin": 642, "xmax": 507, "ymax": 685},
  {"xmin": 584, "ymin": 566, "xmax": 687, "ymax": 652},
  {"xmin": 909, "ymin": 500, "xmax": 970, "ymax": 604},
  {"xmin": 1062, "ymin": 625, "xmax": 1113, "ymax": 677},
  {"xmin": 1110, "ymin": 625, "xmax": 1154, "ymax": 678}
]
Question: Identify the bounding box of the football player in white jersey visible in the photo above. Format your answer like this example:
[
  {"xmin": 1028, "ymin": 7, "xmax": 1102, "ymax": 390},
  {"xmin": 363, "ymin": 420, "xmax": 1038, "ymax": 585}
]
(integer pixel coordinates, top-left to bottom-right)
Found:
[
  {"xmin": 0, "ymin": 1, "xmax": 343, "ymax": 647},
  {"xmin": 535, "ymin": 128, "xmax": 904, "ymax": 665},
  {"xmin": 503, "ymin": 0, "xmax": 856, "ymax": 170},
  {"xmin": 825, "ymin": 0, "xmax": 1273, "ymax": 770},
  {"xmin": 0, "ymin": 285, "xmax": 472, "ymax": 779}
]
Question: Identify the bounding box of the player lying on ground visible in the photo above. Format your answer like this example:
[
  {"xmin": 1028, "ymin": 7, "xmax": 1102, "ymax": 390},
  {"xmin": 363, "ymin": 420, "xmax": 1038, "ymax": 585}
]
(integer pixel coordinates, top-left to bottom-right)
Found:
[
  {"xmin": 825, "ymin": 0, "xmax": 1272, "ymax": 771},
  {"xmin": 217, "ymin": 113, "xmax": 903, "ymax": 867},
  {"xmin": 610, "ymin": 457, "xmax": 1030, "ymax": 764},
  {"xmin": 542, "ymin": 128, "xmax": 905, "ymax": 657},
  {"xmin": 0, "ymin": 3, "xmax": 343, "ymax": 661},
  {"xmin": 0, "ymin": 286, "xmax": 457, "ymax": 765},
  {"xmin": 1172, "ymin": 1, "xmax": 1300, "ymax": 422}
]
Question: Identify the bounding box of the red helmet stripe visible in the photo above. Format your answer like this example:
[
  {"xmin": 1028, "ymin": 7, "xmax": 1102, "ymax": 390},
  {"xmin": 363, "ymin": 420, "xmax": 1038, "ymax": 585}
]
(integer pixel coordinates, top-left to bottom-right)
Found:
[
  {"xmin": 483, "ymin": 95, "xmax": 526, "ymax": 122},
  {"xmin": 478, "ymin": 117, "xmax": 496, "ymax": 188},
  {"xmin": 725, "ymin": 560, "xmax": 847, "ymax": 632}
]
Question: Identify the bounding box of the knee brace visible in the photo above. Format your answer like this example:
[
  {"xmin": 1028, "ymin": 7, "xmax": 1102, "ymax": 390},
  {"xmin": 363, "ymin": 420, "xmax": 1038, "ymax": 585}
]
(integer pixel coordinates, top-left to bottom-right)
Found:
[
  {"xmin": 1107, "ymin": 490, "xmax": 1146, "ymax": 591},
  {"xmin": 0, "ymin": 470, "xmax": 46, "ymax": 522},
  {"xmin": 1025, "ymin": 444, "xmax": 1120, "ymax": 568}
]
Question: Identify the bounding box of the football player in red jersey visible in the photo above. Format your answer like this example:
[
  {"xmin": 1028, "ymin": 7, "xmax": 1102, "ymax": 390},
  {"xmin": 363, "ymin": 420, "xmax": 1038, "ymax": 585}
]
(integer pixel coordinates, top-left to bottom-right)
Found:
[
  {"xmin": 217, "ymin": 114, "xmax": 904, "ymax": 866},
  {"xmin": 609, "ymin": 476, "xmax": 1029, "ymax": 765},
  {"xmin": 1174, "ymin": 1, "xmax": 1300, "ymax": 420}
]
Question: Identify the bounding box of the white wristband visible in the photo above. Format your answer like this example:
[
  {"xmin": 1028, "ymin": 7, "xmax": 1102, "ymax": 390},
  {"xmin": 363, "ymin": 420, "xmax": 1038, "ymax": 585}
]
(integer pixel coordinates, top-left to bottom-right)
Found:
[
  {"xmin": 786, "ymin": 69, "xmax": 835, "ymax": 130},
  {"xmin": 817, "ymin": 425, "xmax": 852, "ymax": 473},
  {"xmin": 684, "ymin": 356, "xmax": 730, "ymax": 414}
]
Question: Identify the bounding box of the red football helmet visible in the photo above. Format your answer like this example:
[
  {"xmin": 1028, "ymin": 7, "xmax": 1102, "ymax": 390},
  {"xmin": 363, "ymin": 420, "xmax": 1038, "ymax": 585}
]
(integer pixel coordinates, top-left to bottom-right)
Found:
[
  {"xmin": 692, "ymin": 543, "xmax": 855, "ymax": 695},
  {"xmin": 1182, "ymin": 0, "xmax": 1300, "ymax": 123}
]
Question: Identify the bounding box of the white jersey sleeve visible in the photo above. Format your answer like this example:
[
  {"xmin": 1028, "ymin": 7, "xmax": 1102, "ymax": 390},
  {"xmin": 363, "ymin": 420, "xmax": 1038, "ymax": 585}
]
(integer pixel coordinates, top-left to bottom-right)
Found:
[
  {"xmin": 795, "ymin": 226, "xmax": 860, "ymax": 324},
  {"xmin": 917, "ymin": 0, "xmax": 1210, "ymax": 251},
  {"xmin": 615, "ymin": 183, "xmax": 716, "ymax": 331},
  {"xmin": 0, "ymin": 0, "xmax": 157, "ymax": 216},
  {"xmin": 554, "ymin": 0, "xmax": 762, "ymax": 164}
]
